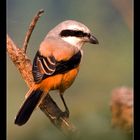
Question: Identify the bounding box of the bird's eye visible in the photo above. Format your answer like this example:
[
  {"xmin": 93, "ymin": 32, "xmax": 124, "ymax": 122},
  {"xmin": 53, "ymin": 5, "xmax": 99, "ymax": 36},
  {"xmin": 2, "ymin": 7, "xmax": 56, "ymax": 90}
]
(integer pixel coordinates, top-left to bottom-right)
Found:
[
  {"xmin": 60, "ymin": 29, "xmax": 89, "ymax": 38},
  {"xmin": 75, "ymin": 31, "xmax": 85, "ymax": 37},
  {"xmin": 87, "ymin": 33, "xmax": 91, "ymax": 38}
]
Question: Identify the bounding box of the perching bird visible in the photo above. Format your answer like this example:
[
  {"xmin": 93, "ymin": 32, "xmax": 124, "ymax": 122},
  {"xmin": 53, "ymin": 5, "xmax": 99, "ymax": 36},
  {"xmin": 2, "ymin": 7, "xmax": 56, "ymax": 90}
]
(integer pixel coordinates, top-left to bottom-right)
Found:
[{"xmin": 15, "ymin": 20, "xmax": 99, "ymax": 126}]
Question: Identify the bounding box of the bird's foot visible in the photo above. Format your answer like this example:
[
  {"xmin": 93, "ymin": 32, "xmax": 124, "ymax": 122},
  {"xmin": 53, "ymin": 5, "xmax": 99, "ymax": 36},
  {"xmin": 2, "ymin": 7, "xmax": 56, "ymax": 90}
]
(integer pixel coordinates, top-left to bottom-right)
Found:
[{"xmin": 57, "ymin": 110, "xmax": 69, "ymax": 119}]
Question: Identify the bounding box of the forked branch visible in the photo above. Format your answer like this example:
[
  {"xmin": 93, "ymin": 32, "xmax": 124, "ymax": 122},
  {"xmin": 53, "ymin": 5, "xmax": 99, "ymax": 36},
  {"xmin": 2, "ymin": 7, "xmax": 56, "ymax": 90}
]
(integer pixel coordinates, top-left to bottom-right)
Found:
[{"xmin": 7, "ymin": 9, "xmax": 76, "ymax": 134}]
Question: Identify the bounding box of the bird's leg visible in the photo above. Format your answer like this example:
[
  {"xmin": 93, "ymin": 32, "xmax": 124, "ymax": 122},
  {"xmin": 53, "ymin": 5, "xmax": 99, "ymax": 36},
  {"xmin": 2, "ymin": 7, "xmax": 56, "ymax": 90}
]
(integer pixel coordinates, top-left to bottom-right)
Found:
[{"xmin": 59, "ymin": 93, "xmax": 70, "ymax": 118}]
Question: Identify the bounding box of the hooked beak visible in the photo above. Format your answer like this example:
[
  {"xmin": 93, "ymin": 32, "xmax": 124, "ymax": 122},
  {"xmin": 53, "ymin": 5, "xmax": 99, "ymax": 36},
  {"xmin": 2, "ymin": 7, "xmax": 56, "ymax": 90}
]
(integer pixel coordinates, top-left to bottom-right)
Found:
[{"xmin": 89, "ymin": 34, "xmax": 99, "ymax": 44}]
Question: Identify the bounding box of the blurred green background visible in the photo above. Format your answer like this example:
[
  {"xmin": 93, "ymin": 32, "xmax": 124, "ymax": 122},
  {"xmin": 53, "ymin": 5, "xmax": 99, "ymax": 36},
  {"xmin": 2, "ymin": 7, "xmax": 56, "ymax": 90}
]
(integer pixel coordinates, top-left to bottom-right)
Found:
[{"xmin": 7, "ymin": 0, "xmax": 133, "ymax": 140}]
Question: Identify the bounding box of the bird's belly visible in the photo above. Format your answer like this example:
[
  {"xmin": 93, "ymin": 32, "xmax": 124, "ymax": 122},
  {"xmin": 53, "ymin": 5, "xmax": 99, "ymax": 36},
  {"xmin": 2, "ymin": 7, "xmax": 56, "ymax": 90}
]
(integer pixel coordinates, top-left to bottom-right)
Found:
[
  {"xmin": 38, "ymin": 67, "xmax": 79, "ymax": 93},
  {"xmin": 60, "ymin": 67, "xmax": 79, "ymax": 92}
]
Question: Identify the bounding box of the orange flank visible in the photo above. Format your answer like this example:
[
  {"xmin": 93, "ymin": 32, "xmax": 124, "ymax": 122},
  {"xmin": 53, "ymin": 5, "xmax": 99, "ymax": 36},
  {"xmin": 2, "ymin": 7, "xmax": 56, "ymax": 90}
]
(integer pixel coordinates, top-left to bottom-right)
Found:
[{"xmin": 35, "ymin": 66, "xmax": 79, "ymax": 94}]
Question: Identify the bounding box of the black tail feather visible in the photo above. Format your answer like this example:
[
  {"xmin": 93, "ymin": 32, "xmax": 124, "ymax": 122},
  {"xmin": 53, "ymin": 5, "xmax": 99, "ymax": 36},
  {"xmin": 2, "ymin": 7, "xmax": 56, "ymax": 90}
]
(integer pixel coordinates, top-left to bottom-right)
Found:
[{"xmin": 15, "ymin": 89, "xmax": 43, "ymax": 126}]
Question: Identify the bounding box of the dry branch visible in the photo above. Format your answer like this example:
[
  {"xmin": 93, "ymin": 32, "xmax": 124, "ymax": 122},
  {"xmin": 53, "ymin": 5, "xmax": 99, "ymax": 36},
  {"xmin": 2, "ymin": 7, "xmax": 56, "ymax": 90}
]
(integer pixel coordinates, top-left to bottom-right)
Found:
[
  {"xmin": 22, "ymin": 9, "xmax": 44, "ymax": 53},
  {"xmin": 7, "ymin": 10, "xmax": 76, "ymax": 134}
]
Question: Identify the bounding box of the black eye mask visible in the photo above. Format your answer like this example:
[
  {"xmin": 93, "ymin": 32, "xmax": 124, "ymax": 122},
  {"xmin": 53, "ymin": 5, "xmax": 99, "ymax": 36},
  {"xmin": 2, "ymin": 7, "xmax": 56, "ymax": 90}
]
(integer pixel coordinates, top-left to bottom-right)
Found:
[{"xmin": 60, "ymin": 29, "xmax": 90, "ymax": 38}]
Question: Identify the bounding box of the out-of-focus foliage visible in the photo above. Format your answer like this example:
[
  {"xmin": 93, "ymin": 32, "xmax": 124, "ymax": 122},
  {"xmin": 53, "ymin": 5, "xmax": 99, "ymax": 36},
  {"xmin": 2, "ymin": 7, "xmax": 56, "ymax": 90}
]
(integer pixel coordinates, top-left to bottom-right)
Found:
[
  {"xmin": 7, "ymin": 0, "xmax": 133, "ymax": 140},
  {"xmin": 111, "ymin": 87, "xmax": 133, "ymax": 132}
]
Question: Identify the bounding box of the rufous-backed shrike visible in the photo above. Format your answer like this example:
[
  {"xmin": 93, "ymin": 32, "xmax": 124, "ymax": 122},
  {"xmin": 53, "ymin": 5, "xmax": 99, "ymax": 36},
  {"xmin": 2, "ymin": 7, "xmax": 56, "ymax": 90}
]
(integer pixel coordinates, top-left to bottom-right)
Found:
[{"xmin": 15, "ymin": 20, "xmax": 99, "ymax": 125}]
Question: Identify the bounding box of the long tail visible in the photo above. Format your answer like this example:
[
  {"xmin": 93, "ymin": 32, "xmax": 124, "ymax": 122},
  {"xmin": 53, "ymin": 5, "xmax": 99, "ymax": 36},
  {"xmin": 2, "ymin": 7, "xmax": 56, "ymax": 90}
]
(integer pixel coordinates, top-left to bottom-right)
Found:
[{"xmin": 15, "ymin": 88, "xmax": 43, "ymax": 126}]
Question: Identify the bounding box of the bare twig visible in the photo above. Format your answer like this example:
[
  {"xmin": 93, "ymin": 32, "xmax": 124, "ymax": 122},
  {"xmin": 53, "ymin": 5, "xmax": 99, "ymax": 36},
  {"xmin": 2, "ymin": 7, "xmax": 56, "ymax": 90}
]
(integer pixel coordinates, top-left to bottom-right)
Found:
[
  {"xmin": 7, "ymin": 9, "xmax": 77, "ymax": 134},
  {"xmin": 22, "ymin": 9, "xmax": 44, "ymax": 53},
  {"xmin": 40, "ymin": 94, "xmax": 76, "ymax": 134},
  {"xmin": 7, "ymin": 35, "xmax": 33, "ymax": 87},
  {"xmin": 7, "ymin": 34, "xmax": 76, "ymax": 134}
]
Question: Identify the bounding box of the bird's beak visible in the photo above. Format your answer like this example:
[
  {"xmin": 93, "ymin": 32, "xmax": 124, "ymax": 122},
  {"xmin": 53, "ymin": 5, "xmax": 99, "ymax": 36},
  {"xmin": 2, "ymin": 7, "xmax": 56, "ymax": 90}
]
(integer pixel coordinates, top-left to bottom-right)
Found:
[{"xmin": 89, "ymin": 35, "xmax": 99, "ymax": 44}]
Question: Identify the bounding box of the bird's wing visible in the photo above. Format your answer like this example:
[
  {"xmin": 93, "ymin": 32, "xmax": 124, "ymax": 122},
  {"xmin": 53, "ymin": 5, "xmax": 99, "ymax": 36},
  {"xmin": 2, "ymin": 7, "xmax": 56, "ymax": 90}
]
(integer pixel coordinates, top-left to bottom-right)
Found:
[
  {"xmin": 32, "ymin": 51, "xmax": 56, "ymax": 83},
  {"xmin": 32, "ymin": 51, "xmax": 82, "ymax": 83}
]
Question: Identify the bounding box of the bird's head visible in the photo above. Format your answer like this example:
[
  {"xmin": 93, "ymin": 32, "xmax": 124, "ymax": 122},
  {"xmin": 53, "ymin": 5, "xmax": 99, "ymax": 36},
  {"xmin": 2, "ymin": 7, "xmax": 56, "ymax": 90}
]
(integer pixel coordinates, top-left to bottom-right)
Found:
[{"xmin": 46, "ymin": 20, "xmax": 99, "ymax": 49}]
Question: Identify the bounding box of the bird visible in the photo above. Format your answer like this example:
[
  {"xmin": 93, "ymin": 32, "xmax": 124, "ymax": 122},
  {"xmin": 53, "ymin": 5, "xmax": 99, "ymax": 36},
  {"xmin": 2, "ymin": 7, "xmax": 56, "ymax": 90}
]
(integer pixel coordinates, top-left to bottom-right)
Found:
[{"xmin": 15, "ymin": 20, "xmax": 99, "ymax": 126}]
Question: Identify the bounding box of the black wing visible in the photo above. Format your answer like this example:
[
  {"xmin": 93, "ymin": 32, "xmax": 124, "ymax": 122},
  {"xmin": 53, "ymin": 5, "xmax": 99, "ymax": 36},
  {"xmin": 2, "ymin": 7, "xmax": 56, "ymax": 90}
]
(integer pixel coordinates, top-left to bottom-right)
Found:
[
  {"xmin": 32, "ymin": 51, "xmax": 82, "ymax": 83},
  {"xmin": 54, "ymin": 51, "xmax": 82, "ymax": 75}
]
